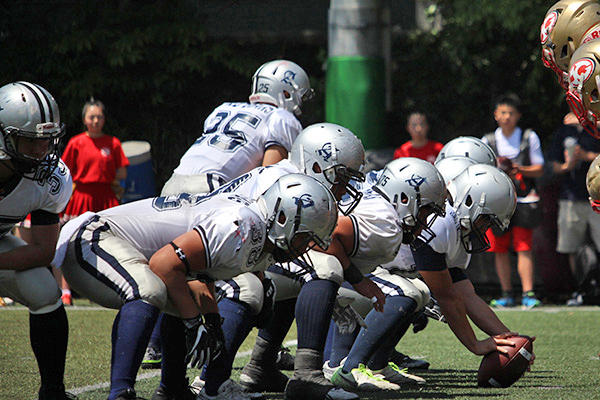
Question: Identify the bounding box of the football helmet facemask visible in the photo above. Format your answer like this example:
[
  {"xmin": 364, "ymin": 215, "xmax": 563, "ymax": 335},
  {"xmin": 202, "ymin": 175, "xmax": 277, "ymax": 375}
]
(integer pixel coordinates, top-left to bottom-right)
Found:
[
  {"xmin": 249, "ymin": 60, "xmax": 314, "ymax": 117},
  {"xmin": 566, "ymin": 39, "xmax": 600, "ymax": 138},
  {"xmin": 373, "ymin": 157, "xmax": 447, "ymax": 248},
  {"xmin": 447, "ymin": 164, "xmax": 517, "ymax": 254},
  {"xmin": 541, "ymin": 0, "xmax": 600, "ymax": 89},
  {"xmin": 0, "ymin": 81, "xmax": 65, "ymax": 181},
  {"xmin": 290, "ymin": 122, "xmax": 365, "ymax": 215},
  {"xmin": 435, "ymin": 136, "xmax": 497, "ymax": 167},
  {"xmin": 257, "ymin": 174, "xmax": 338, "ymax": 264}
]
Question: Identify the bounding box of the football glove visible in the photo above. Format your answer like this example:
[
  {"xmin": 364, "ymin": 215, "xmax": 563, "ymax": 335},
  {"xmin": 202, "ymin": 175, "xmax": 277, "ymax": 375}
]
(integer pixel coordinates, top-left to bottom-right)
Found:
[
  {"xmin": 182, "ymin": 313, "xmax": 225, "ymax": 368},
  {"xmin": 411, "ymin": 310, "xmax": 429, "ymax": 334}
]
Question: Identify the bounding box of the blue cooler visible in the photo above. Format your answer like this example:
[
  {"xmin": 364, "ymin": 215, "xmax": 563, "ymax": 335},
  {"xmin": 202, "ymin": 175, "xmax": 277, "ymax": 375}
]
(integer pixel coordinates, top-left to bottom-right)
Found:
[{"xmin": 120, "ymin": 140, "xmax": 156, "ymax": 203}]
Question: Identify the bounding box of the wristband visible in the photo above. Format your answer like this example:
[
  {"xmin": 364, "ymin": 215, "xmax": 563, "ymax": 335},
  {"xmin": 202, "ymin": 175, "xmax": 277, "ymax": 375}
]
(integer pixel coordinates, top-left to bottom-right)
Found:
[
  {"xmin": 344, "ymin": 264, "xmax": 364, "ymax": 284},
  {"xmin": 169, "ymin": 241, "xmax": 191, "ymax": 274}
]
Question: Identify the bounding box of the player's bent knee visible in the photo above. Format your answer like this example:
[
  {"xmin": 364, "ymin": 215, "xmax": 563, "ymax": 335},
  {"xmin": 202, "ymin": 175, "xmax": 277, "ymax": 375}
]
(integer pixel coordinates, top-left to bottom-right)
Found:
[
  {"xmin": 15, "ymin": 267, "xmax": 63, "ymax": 314},
  {"xmin": 310, "ymin": 251, "xmax": 344, "ymax": 285},
  {"xmin": 232, "ymin": 273, "xmax": 264, "ymax": 315}
]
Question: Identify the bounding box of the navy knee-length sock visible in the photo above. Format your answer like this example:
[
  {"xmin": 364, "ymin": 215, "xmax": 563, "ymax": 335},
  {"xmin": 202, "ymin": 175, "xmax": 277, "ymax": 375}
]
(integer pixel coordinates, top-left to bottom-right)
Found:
[{"xmin": 109, "ymin": 300, "xmax": 159, "ymax": 400}]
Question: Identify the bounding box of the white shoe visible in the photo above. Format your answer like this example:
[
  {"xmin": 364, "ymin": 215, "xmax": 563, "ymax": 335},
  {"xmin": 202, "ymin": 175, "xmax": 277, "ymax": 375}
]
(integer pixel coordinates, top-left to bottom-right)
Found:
[
  {"xmin": 323, "ymin": 357, "xmax": 345, "ymax": 381},
  {"xmin": 197, "ymin": 379, "xmax": 263, "ymax": 400},
  {"xmin": 190, "ymin": 376, "xmax": 205, "ymax": 395},
  {"xmin": 373, "ymin": 362, "xmax": 426, "ymax": 385},
  {"xmin": 331, "ymin": 363, "xmax": 401, "ymax": 391}
]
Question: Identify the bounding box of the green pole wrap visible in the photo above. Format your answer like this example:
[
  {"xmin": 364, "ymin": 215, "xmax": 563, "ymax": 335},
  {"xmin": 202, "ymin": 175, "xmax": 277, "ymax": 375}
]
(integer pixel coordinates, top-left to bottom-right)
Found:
[{"xmin": 326, "ymin": 56, "xmax": 386, "ymax": 149}]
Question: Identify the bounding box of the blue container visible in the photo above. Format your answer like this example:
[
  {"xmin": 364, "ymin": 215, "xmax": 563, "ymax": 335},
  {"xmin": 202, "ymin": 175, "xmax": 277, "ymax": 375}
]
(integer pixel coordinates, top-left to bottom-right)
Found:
[{"xmin": 120, "ymin": 141, "xmax": 156, "ymax": 203}]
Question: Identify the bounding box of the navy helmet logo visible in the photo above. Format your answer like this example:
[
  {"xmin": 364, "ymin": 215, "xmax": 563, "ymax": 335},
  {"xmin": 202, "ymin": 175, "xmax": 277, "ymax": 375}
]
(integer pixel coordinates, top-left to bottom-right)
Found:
[
  {"xmin": 293, "ymin": 193, "xmax": 315, "ymax": 208},
  {"xmin": 281, "ymin": 70, "xmax": 297, "ymax": 85},
  {"xmin": 405, "ymin": 174, "xmax": 426, "ymax": 188},
  {"xmin": 316, "ymin": 142, "xmax": 339, "ymax": 162}
]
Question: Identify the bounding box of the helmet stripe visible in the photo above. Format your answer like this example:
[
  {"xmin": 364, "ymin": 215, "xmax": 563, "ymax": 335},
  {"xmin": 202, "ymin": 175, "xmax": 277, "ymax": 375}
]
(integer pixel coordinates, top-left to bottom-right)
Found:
[
  {"xmin": 32, "ymin": 82, "xmax": 55, "ymax": 122},
  {"xmin": 18, "ymin": 81, "xmax": 49, "ymax": 123}
]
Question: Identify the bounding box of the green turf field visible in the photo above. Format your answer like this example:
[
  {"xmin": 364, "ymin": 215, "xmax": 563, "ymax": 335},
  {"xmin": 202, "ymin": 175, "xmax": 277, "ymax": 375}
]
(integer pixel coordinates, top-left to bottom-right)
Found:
[{"xmin": 1, "ymin": 302, "xmax": 599, "ymax": 400}]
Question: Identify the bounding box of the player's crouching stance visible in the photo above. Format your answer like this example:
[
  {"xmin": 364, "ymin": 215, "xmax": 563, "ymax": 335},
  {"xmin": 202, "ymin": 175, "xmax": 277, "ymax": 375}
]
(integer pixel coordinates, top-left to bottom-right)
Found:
[
  {"xmin": 323, "ymin": 158, "xmax": 446, "ymax": 391},
  {"xmin": 414, "ymin": 164, "xmax": 536, "ymax": 359},
  {"xmin": 53, "ymin": 174, "xmax": 337, "ymax": 400},
  {"xmin": 0, "ymin": 82, "xmax": 74, "ymax": 400}
]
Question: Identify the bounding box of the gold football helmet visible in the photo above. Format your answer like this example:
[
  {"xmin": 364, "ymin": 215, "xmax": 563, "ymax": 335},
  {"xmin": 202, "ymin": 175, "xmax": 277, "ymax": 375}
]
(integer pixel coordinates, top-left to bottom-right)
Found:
[
  {"xmin": 541, "ymin": 0, "xmax": 600, "ymax": 89},
  {"xmin": 566, "ymin": 40, "xmax": 600, "ymax": 138},
  {"xmin": 587, "ymin": 154, "xmax": 600, "ymax": 213}
]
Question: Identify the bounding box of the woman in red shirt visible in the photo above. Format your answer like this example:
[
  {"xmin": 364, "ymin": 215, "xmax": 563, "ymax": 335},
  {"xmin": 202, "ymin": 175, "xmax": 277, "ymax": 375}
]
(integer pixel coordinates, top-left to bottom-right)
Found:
[{"xmin": 62, "ymin": 99, "xmax": 129, "ymax": 221}]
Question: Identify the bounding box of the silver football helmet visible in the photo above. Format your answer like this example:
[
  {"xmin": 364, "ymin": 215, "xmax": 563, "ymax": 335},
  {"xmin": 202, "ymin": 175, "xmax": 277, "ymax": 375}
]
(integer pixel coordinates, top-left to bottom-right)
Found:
[
  {"xmin": 447, "ymin": 164, "xmax": 517, "ymax": 253},
  {"xmin": 257, "ymin": 173, "xmax": 338, "ymax": 263},
  {"xmin": 249, "ymin": 60, "xmax": 314, "ymax": 117},
  {"xmin": 373, "ymin": 158, "xmax": 447, "ymax": 247},
  {"xmin": 290, "ymin": 122, "xmax": 365, "ymax": 215},
  {"xmin": 435, "ymin": 136, "xmax": 497, "ymax": 166},
  {"xmin": 434, "ymin": 156, "xmax": 478, "ymax": 187},
  {"xmin": 0, "ymin": 81, "xmax": 64, "ymax": 181}
]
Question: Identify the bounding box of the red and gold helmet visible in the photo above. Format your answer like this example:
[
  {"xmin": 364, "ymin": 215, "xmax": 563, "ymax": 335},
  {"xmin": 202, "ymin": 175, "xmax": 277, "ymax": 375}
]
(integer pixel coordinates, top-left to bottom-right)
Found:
[
  {"xmin": 566, "ymin": 40, "xmax": 600, "ymax": 138},
  {"xmin": 541, "ymin": 0, "xmax": 600, "ymax": 89}
]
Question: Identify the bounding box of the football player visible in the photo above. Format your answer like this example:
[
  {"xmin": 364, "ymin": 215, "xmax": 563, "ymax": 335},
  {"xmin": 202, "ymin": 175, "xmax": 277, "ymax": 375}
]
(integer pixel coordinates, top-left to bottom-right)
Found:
[
  {"xmin": 0, "ymin": 82, "xmax": 74, "ymax": 400},
  {"xmin": 161, "ymin": 59, "xmax": 313, "ymax": 196},
  {"xmin": 415, "ymin": 165, "xmax": 534, "ymax": 352},
  {"xmin": 53, "ymin": 174, "xmax": 337, "ymax": 400}
]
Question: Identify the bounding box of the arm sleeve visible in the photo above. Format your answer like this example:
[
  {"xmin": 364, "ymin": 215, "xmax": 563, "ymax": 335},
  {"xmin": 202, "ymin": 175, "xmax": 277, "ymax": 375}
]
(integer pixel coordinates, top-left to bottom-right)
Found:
[
  {"xmin": 412, "ymin": 242, "xmax": 448, "ymax": 272},
  {"xmin": 265, "ymin": 110, "xmax": 302, "ymax": 152}
]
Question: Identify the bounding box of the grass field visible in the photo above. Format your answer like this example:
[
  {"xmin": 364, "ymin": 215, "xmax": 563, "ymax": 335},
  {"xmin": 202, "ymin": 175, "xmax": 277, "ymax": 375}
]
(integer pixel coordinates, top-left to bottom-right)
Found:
[{"xmin": 1, "ymin": 301, "xmax": 600, "ymax": 400}]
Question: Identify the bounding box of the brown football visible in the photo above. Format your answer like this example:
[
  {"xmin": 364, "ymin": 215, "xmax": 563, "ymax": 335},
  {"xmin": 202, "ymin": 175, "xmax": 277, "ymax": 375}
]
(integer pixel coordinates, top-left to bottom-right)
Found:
[{"xmin": 477, "ymin": 335, "xmax": 534, "ymax": 388}]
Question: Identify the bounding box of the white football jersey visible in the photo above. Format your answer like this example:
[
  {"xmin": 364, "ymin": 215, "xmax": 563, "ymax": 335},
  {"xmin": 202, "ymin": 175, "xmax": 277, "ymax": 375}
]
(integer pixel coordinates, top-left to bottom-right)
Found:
[
  {"xmin": 173, "ymin": 102, "xmax": 302, "ymax": 182},
  {"xmin": 58, "ymin": 192, "xmax": 273, "ymax": 281},
  {"xmin": 414, "ymin": 201, "xmax": 471, "ymax": 270},
  {"xmin": 347, "ymin": 188, "xmax": 403, "ymax": 275},
  {"xmin": 0, "ymin": 161, "xmax": 72, "ymax": 238}
]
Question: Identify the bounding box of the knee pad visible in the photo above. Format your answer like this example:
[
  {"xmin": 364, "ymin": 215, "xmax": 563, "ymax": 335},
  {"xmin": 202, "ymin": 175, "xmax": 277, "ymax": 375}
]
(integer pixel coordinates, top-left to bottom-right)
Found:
[
  {"xmin": 15, "ymin": 267, "xmax": 62, "ymax": 314},
  {"xmin": 228, "ymin": 273, "xmax": 265, "ymax": 315},
  {"xmin": 309, "ymin": 251, "xmax": 344, "ymax": 286}
]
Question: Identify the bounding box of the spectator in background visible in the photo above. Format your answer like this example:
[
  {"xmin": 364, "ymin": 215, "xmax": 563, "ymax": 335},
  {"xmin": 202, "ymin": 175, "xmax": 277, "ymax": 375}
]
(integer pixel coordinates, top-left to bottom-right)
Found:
[
  {"xmin": 393, "ymin": 112, "xmax": 443, "ymax": 164},
  {"xmin": 59, "ymin": 99, "xmax": 129, "ymax": 305},
  {"xmin": 549, "ymin": 112, "xmax": 600, "ymax": 306},
  {"xmin": 482, "ymin": 93, "xmax": 544, "ymax": 309}
]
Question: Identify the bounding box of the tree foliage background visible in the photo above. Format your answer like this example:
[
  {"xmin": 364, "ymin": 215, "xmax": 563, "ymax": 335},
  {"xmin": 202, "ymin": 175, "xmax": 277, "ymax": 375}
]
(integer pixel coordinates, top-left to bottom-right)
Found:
[{"xmin": 0, "ymin": 1, "xmax": 568, "ymax": 190}]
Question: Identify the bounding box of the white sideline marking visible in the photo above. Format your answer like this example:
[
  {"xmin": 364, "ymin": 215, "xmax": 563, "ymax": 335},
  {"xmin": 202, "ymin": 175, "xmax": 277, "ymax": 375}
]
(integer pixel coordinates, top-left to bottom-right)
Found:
[{"xmin": 68, "ymin": 339, "xmax": 298, "ymax": 395}]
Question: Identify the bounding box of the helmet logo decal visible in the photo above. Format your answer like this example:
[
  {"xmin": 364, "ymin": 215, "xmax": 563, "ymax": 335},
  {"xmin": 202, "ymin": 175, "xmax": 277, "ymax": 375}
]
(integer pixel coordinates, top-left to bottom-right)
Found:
[
  {"xmin": 569, "ymin": 57, "xmax": 596, "ymax": 88},
  {"xmin": 540, "ymin": 11, "xmax": 558, "ymax": 44},
  {"xmin": 293, "ymin": 193, "xmax": 315, "ymax": 208},
  {"xmin": 281, "ymin": 70, "xmax": 297, "ymax": 85},
  {"xmin": 581, "ymin": 25, "xmax": 600, "ymax": 44},
  {"xmin": 405, "ymin": 174, "xmax": 426, "ymax": 188},
  {"xmin": 316, "ymin": 142, "xmax": 339, "ymax": 162}
]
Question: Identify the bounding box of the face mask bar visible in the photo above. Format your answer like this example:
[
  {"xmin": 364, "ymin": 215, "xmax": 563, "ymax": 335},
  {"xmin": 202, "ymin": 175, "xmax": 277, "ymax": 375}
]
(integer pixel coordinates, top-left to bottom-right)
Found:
[
  {"xmin": 542, "ymin": 46, "xmax": 569, "ymax": 90},
  {"xmin": 325, "ymin": 164, "xmax": 365, "ymax": 216},
  {"xmin": 566, "ymin": 88, "xmax": 600, "ymax": 139},
  {"xmin": 460, "ymin": 214, "xmax": 496, "ymax": 254},
  {"xmin": 590, "ymin": 197, "xmax": 600, "ymax": 214},
  {"xmin": 2, "ymin": 125, "xmax": 64, "ymax": 181}
]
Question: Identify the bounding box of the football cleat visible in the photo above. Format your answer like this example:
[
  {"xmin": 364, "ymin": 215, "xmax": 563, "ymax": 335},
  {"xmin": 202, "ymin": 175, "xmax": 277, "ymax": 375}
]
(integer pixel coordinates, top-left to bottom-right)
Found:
[
  {"xmin": 141, "ymin": 345, "xmax": 162, "ymax": 369},
  {"xmin": 197, "ymin": 379, "xmax": 258, "ymax": 400},
  {"xmin": 330, "ymin": 364, "xmax": 400, "ymax": 391},
  {"xmin": 372, "ymin": 362, "xmax": 426, "ymax": 385},
  {"xmin": 389, "ymin": 350, "xmax": 430, "ymax": 370},
  {"xmin": 275, "ymin": 346, "xmax": 295, "ymax": 371},
  {"xmin": 489, "ymin": 296, "xmax": 515, "ymax": 308}
]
